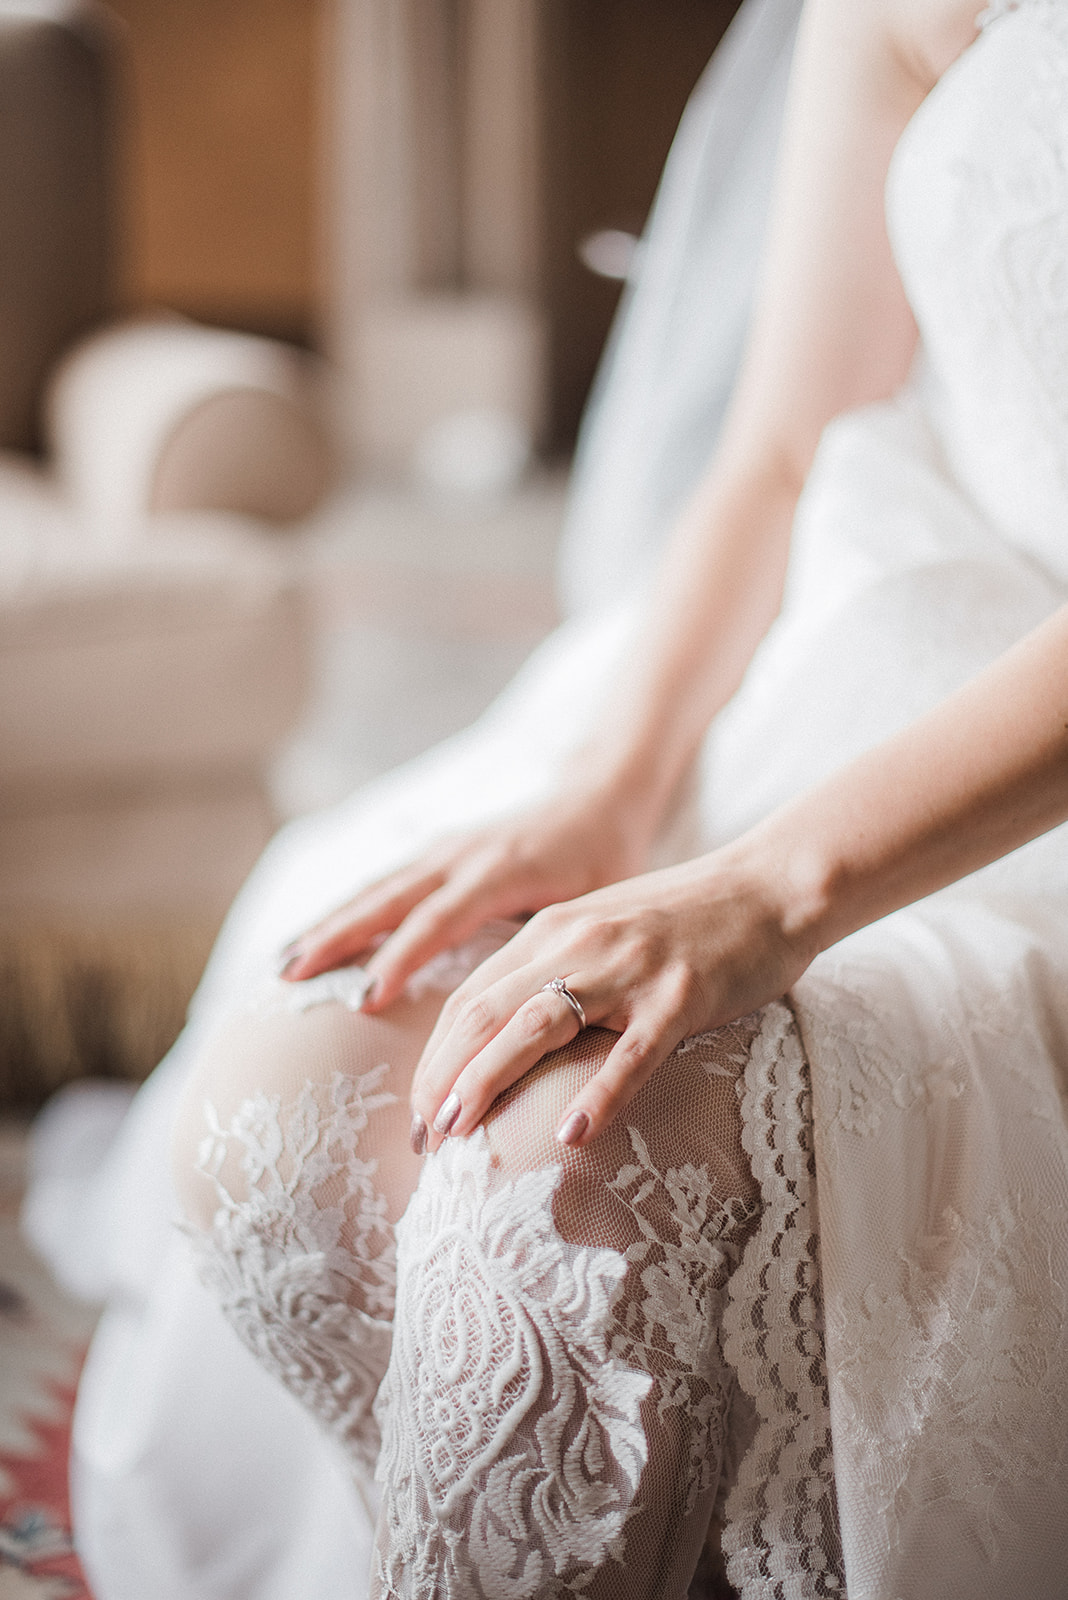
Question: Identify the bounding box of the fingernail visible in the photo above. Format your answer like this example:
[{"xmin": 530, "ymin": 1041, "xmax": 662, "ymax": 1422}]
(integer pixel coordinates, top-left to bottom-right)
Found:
[
  {"xmin": 409, "ymin": 1112, "xmax": 428, "ymax": 1156},
  {"xmin": 557, "ymin": 1111, "xmax": 590, "ymax": 1148},
  {"xmin": 279, "ymin": 955, "xmax": 302, "ymax": 980},
  {"xmin": 433, "ymin": 1092, "xmax": 462, "ymax": 1137},
  {"xmin": 358, "ymin": 977, "xmax": 380, "ymax": 1010}
]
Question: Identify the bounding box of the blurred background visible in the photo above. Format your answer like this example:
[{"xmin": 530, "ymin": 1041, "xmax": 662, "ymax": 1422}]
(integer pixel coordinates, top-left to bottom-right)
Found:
[
  {"xmin": 0, "ymin": 0, "xmax": 743, "ymax": 1102},
  {"xmin": 112, "ymin": 0, "xmax": 736, "ymax": 444}
]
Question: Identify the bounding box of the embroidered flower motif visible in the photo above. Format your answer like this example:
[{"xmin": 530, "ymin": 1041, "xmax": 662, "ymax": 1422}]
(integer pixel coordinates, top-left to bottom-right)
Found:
[
  {"xmin": 828, "ymin": 1201, "xmax": 1068, "ymax": 1561},
  {"xmin": 373, "ymin": 1134, "xmax": 651, "ymax": 1599},
  {"xmin": 188, "ymin": 1068, "xmax": 398, "ymax": 1474}
]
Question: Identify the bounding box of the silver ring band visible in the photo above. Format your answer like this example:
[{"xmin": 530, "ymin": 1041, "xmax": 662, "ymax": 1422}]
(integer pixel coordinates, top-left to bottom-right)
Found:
[{"xmin": 541, "ymin": 977, "xmax": 587, "ymax": 1030}]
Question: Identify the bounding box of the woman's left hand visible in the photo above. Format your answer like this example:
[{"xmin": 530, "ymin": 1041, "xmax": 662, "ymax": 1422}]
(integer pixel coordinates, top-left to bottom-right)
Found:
[{"xmin": 409, "ymin": 842, "xmax": 815, "ymax": 1153}]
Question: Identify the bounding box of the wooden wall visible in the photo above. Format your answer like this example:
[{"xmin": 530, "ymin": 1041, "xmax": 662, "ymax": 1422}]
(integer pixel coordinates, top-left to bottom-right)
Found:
[
  {"xmin": 104, "ymin": 0, "xmax": 742, "ymax": 435},
  {"xmin": 106, "ymin": 0, "xmax": 319, "ymax": 345},
  {"xmin": 539, "ymin": 0, "xmax": 741, "ymax": 448}
]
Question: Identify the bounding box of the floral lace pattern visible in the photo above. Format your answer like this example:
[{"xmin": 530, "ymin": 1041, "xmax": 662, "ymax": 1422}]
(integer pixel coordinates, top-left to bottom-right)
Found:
[
  {"xmin": 828, "ymin": 1199, "xmax": 1067, "ymax": 1564},
  {"xmin": 607, "ymin": 1129, "xmax": 759, "ymax": 1518},
  {"xmin": 183, "ymin": 995, "xmax": 836, "ymax": 1598},
  {"xmin": 793, "ymin": 957, "xmax": 964, "ymax": 1145},
  {"xmin": 371, "ymin": 1134, "xmax": 651, "ymax": 1600},
  {"xmin": 890, "ymin": 0, "xmax": 1068, "ymax": 578},
  {"xmin": 187, "ymin": 1067, "xmax": 398, "ymax": 1476},
  {"xmin": 372, "ymin": 1109, "xmax": 763, "ymax": 1600}
]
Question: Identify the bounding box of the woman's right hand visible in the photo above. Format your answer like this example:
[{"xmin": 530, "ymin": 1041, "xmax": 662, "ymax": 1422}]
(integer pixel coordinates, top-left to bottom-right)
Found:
[{"xmin": 278, "ymin": 784, "xmax": 653, "ymax": 1011}]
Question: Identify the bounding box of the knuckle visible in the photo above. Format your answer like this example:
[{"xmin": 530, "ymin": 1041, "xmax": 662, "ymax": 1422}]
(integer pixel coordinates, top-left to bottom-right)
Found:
[
  {"xmin": 660, "ymin": 963, "xmax": 695, "ymax": 1013},
  {"xmin": 415, "ymin": 1058, "xmax": 457, "ymax": 1106},
  {"xmin": 575, "ymin": 911, "xmax": 611, "ymax": 948},
  {"xmin": 516, "ymin": 998, "xmax": 557, "ymax": 1041},
  {"xmin": 626, "ymin": 924, "xmax": 662, "ymax": 968},
  {"xmin": 438, "ymin": 989, "xmax": 466, "ymax": 1028},
  {"xmin": 405, "ymin": 898, "xmax": 448, "ymax": 940},
  {"xmin": 613, "ymin": 1032, "xmax": 652, "ymax": 1074},
  {"xmin": 410, "ymin": 1084, "xmax": 435, "ymax": 1120},
  {"xmin": 458, "ymin": 1062, "xmax": 498, "ymax": 1108},
  {"xmin": 528, "ymin": 903, "xmax": 563, "ymax": 937},
  {"xmin": 584, "ymin": 1077, "xmax": 626, "ymax": 1125},
  {"xmin": 458, "ymin": 994, "xmax": 496, "ymax": 1040}
]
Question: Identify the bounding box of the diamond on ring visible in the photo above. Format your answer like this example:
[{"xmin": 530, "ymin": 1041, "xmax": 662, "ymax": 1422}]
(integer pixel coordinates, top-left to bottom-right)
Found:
[{"xmin": 541, "ymin": 977, "xmax": 587, "ymax": 1030}]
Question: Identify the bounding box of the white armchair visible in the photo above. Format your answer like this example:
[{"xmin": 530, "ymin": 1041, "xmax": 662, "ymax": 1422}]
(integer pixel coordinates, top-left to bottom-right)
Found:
[{"xmin": 0, "ymin": 1, "xmax": 328, "ymax": 1095}]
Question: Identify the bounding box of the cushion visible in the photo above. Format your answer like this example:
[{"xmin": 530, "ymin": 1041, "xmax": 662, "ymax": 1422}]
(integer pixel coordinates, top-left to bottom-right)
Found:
[{"xmin": 0, "ymin": 454, "xmax": 307, "ymax": 797}]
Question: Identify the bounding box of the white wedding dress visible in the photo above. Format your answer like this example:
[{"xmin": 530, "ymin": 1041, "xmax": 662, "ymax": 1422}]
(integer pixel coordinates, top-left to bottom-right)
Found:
[{"xmin": 24, "ymin": 2, "xmax": 1068, "ymax": 1596}]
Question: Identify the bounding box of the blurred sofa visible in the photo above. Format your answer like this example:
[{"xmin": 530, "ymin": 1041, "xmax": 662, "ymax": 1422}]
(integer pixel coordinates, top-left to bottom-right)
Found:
[{"xmin": 0, "ymin": 2, "xmax": 327, "ymax": 1030}]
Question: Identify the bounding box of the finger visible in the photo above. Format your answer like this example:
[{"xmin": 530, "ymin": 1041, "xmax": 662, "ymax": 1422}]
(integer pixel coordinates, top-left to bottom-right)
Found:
[
  {"xmin": 280, "ymin": 864, "xmax": 447, "ymax": 980},
  {"xmin": 359, "ymin": 873, "xmax": 530, "ymax": 1010},
  {"xmin": 415, "ymin": 976, "xmax": 584, "ymax": 1144},
  {"xmin": 553, "ymin": 1018, "xmax": 683, "ymax": 1148},
  {"xmin": 411, "ymin": 958, "xmax": 550, "ymax": 1122},
  {"xmin": 411, "ymin": 920, "xmax": 547, "ymax": 1082}
]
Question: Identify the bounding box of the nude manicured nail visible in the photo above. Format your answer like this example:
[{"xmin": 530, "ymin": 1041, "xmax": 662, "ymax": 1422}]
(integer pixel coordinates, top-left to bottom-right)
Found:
[
  {"xmin": 409, "ymin": 1113, "xmax": 428, "ymax": 1156},
  {"xmin": 557, "ymin": 1111, "xmax": 590, "ymax": 1148},
  {"xmin": 279, "ymin": 956, "xmax": 302, "ymax": 980},
  {"xmin": 433, "ymin": 1092, "xmax": 462, "ymax": 1137}
]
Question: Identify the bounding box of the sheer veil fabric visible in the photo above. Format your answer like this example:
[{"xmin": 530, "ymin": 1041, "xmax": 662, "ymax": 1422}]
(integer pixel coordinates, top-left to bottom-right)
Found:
[
  {"xmin": 557, "ymin": 0, "xmax": 802, "ymax": 616},
  {"xmin": 23, "ymin": 1, "xmax": 1068, "ymax": 1596}
]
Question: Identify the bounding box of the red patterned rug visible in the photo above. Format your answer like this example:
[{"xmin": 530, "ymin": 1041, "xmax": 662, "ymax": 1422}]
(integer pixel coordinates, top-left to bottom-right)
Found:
[{"xmin": 0, "ymin": 1120, "xmax": 97, "ymax": 1600}]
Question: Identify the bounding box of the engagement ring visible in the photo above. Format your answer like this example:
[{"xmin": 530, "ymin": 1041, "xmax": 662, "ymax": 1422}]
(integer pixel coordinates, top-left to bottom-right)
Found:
[{"xmin": 541, "ymin": 977, "xmax": 587, "ymax": 1030}]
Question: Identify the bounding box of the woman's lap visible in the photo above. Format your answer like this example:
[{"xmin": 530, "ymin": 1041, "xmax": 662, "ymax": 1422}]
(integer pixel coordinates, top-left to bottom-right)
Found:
[
  {"xmin": 73, "ymin": 530, "xmax": 1068, "ymax": 1595},
  {"xmin": 171, "ymin": 965, "xmax": 835, "ymax": 1597},
  {"xmin": 791, "ymin": 898, "xmax": 1068, "ymax": 1597}
]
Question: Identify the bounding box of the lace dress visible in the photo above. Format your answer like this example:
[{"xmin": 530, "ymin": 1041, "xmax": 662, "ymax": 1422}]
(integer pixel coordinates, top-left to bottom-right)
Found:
[{"xmin": 25, "ymin": 3, "xmax": 1068, "ymax": 1597}]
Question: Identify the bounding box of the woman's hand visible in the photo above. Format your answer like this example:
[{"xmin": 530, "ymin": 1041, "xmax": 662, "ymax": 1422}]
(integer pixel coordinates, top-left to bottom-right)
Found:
[
  {"xmin": 407, "ymin": 839, "xmax": 817, "ymax": 1155},
  {"xmin": 278, "ymin": 785, "xmax": 655, "ymax": 1009}
]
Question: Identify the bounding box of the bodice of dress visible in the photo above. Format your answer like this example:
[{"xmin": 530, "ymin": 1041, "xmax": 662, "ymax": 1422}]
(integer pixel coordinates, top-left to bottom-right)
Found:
[{"xmin": 887, "ymin": 1, "xmax": 1068, "ymax": 582}]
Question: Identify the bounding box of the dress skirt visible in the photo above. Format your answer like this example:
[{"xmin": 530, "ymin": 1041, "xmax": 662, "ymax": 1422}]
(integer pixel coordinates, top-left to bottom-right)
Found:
[{"xmin": 36, "ymin": 382, "xmax": 1068, "ymax": 1600}]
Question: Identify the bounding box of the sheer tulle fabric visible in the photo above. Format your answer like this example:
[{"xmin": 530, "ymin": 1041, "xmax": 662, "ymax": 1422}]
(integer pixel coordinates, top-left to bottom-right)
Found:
[{"xmin": 174, "ymin": 941, "xmax": 843, "ymax": 1598}]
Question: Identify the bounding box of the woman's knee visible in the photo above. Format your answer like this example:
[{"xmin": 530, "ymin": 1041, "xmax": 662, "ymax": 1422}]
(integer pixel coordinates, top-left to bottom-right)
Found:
[
  {"xmin": 169, "ymin": 982, "xmax": 438, "ymax": 1232},
  {"xmin": 373, "ymin": 1018, "xmax": 765, "ymax": 1598},
  {"xmin": 477, "ymin": 1017, "xmax": 762, "ymax": 1250}
]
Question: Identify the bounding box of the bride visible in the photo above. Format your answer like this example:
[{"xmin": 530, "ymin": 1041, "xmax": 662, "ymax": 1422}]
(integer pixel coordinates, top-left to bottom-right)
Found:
[{"xmin": 35, "ymin": 0, "xmax": 1068, "ymax": 1594}]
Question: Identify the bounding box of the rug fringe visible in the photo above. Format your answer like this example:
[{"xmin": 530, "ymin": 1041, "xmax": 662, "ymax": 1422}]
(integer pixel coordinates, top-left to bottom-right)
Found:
[{"xmin": 0, "ymin": 920, "xmax": 216, "ymax": 1107}]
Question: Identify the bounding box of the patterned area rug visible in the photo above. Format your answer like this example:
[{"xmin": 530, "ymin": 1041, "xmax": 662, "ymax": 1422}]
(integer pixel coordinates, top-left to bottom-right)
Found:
[{"xmin": 0, "ymin": 1120, "xmax": 96, "ymax": 1600}]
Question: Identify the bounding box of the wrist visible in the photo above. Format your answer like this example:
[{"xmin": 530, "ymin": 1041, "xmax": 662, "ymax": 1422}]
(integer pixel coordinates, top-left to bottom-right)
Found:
[
  {"xmin": 561, "ymin": 748, "xmax": 673, "ymax": 858},
  {"xmin": 720, "ymin": 818, "xmax": 841, "ymax": 970},
  {"xmin": 568, "ymin": 713, "xmax": 707, "ymax": 847}
]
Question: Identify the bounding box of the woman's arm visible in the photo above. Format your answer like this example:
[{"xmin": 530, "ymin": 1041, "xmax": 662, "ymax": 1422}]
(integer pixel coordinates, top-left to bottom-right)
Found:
[
  {"xmin": 754, "ymin": 601, "xmax": 1068, "ymax": 953},
  {"xmin": 283, "ymin": 0, "xmax": 977, "ymax": 1001},
  {"xmin": 567, "ymin": 0, "xmax": 955, "ymax": 837},
  {"xmin": 412, "ymin": 601, "xmax": 1068, "ymax": 1151}
]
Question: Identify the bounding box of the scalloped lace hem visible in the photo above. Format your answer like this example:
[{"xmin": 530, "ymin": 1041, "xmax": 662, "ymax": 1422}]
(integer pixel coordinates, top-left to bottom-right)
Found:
[{"xmin": 721, "ymin": 1001, "xmax": 845, "ymax": 1597}]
